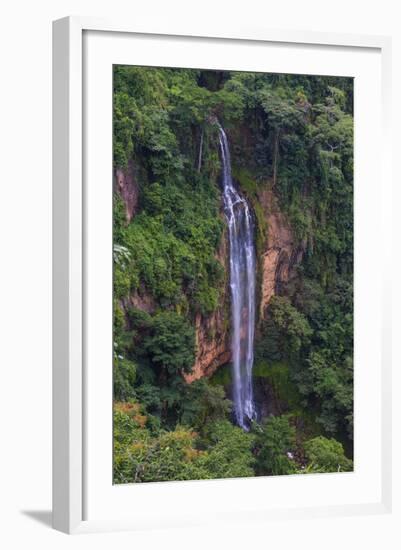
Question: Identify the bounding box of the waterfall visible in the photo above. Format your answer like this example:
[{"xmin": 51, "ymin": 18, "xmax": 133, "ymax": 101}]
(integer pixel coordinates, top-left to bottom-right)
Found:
[{"xmin": 217, "ymin": 124, "xmax": 257, "ymax": 430}]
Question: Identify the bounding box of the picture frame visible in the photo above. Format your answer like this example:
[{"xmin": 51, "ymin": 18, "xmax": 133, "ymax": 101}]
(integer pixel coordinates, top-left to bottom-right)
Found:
[{"xmin": 52, "ymin": 16, "xmax": 392, "ymax": 534}]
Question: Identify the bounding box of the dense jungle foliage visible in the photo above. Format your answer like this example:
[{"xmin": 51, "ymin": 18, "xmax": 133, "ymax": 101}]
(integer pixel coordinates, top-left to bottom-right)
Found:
[{"xmin": 113, "ymin": 65, "xmax": 354, "ymax": 483}]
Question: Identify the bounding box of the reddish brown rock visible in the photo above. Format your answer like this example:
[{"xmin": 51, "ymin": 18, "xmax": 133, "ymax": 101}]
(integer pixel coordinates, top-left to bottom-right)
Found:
[
  {"xmin": 258, "ymin": 188, "xmax": 298, "ymax": 320},
  {"xmin": 129, "ymin": 291, "xmax": 156, "ymax": 314},
  {"xmin": 185, "ymin": 231, "xmax": 231, "ymax": 383},
  {"xmin": 184, "ymin": 312, "xmax": 231, "ymax": 383},
  {"xmin": 115, "ymin": 160, "xmax": 139, "ymax": 222}
]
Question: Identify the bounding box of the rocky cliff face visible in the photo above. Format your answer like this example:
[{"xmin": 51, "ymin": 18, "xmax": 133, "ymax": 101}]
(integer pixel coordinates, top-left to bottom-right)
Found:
[
  {"xmin": 115, "ymin": 161, "xmax": 139, "ymax": 222},
  {"xmin": 186, "ymin": 184, "xmax": 304, "ymax": 382},
  {"xmin": 184, "ymin": 310, "xmax": 231, "ymax": 382},
  {"xmin": 258, "ymin": 188, "xmax": 304, "ymax": 320},
  {"xmin": 122, "ymin": 171, "xmax": 302, "ymax": 382},
  {"xmin": 184, "ymin": 232, "xmax": 231, "ymax": 383}
]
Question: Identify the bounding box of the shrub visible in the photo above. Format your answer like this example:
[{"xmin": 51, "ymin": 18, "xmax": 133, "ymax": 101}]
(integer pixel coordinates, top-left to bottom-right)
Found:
[{"xmin": 303, "ymin": 436, "xmax": 353, "ymax": 473}]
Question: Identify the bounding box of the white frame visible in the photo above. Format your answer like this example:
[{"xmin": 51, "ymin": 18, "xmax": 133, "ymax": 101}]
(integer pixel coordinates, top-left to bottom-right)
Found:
[{"xmin": 52, "ymin": 16, "xmax": 392, "ymax": 534}]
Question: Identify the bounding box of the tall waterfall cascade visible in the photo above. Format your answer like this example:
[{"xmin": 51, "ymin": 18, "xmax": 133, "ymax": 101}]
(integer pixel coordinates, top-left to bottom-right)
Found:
[{"xmin": 218, "ymin": 124, "xmax": 257, "ymax": 430}]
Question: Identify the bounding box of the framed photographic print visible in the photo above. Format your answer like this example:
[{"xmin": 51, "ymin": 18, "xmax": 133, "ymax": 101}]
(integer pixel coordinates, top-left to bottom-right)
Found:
[{"xmin": 52, "ymin": 17, "xmax": 392, "ymax": 534}]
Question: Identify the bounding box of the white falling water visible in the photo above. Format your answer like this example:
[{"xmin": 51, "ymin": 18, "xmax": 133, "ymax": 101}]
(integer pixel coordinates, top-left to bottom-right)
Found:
[{"xmin": 218, "ymin": 124, "xmax": 257, "ymax": 430}]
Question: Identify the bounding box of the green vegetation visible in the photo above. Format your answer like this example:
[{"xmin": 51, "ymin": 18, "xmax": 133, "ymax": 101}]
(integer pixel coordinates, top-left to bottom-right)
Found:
[
  {"xmin": 114, "ymin": 404, "xmax": 255, "ymax": 483},
  {"xmin": 113, "ymin": 66, "xmax": 353, "ymax": 483},
  {"xmin": 303, "ymin": 436, "xmax": 353, "ymax": 473},
  {"xmin": 255, "ymin": 415, "xmax": 296, "ymax": 476}
]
